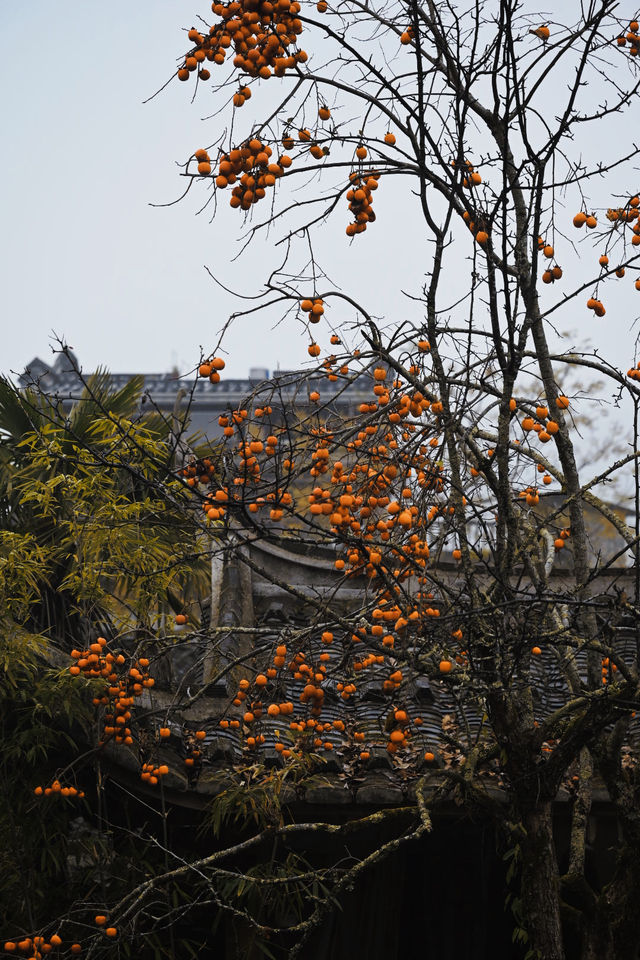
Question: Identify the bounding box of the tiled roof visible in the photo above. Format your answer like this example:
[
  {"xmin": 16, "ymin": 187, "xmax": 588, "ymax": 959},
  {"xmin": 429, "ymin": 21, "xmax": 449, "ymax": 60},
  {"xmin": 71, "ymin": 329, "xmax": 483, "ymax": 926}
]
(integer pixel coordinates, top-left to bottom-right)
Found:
[
  {"xmin": 99, "ymin": 536, "xmax": 638, "ymax": 808},
  {"xmin": 17, "ymin": 360, "xmax": 375, "ymax": 439}
]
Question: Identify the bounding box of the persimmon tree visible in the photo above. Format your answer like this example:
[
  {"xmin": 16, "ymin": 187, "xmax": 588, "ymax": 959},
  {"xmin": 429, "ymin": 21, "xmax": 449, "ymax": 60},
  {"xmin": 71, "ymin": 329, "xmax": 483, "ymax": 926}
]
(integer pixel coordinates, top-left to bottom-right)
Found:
[
  {"xmin": 5, "ymin": 3, "xmax": 640, "ymax": 960},
  {"xmin": 164, "ymin": 1, "xmax": 640, "ymax": 958}
]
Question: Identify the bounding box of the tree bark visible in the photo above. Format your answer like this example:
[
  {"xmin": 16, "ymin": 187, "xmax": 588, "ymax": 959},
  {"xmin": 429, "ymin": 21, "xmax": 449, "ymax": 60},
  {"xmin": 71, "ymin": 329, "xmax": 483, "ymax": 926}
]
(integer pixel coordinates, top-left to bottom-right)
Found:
[
  {"xmin": 519, "ymin": 802, "xmax": 565, "ymax": 960},
  {"xmin": 581, "ymin": 848, "xmax": 640, "ymax": 960},
  {"xmin": 582, "ymin": 793, "xmax": 640, "ymax": 958}
]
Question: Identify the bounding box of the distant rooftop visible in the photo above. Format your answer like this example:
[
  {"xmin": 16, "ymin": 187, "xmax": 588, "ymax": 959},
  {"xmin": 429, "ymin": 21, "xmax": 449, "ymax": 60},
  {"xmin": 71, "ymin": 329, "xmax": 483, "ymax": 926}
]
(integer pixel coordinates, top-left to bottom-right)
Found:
[{"xmin": 17, "ymin": 355, "xmax": 372, "ymax": 438}]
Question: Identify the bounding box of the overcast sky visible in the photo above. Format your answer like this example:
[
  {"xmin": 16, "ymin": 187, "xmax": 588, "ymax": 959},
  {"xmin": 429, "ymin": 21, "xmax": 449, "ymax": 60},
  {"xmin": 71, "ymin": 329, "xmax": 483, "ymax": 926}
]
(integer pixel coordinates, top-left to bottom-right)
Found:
[
  {"xmin": 0, "ymin": 0, "xmax": 430, "ymax": 382},
  {"xmin": 1, "ymin": 1, "xmax": 637, "ymax": 399}
]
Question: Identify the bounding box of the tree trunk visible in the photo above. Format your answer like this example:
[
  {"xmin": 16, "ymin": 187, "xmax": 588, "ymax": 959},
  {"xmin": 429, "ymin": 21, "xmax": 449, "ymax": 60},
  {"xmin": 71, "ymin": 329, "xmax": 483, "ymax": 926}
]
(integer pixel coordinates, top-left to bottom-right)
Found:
[
  {"xmin": 581, "ymin": 841, "xmax": 640, "ymax": 960},
  {"xmin": 583, "ymin": 728, "xmax": 640, "ymax": 960},
  {"xmin": 519, "ymin": 802, "xmax": 565, "ymax": 960}
]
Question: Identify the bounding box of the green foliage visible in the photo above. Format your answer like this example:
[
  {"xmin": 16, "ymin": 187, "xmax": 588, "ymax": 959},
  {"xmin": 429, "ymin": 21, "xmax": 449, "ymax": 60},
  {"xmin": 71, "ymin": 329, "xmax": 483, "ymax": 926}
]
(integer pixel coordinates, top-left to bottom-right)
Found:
[
  {"xmin": 0, "ymin": 532, "xmax": 50, "ymax": 625},
  {"xmin": 205, "ymin": 757, "xmax": 317, "ymax": 838},
  {"xmin": 0, "ymin": 646, "xmax": 93, "ymax": 929},
  {"xmin": 0, "ymin": 368, "xmax": 216, "ymax": 936},
  {"xmin": 0, "ymin": 371, "xmax": 211, "ymax": 642},
  {"xmin": 212, "ymin": 850, "xmax": 318, "ymax": 928}
]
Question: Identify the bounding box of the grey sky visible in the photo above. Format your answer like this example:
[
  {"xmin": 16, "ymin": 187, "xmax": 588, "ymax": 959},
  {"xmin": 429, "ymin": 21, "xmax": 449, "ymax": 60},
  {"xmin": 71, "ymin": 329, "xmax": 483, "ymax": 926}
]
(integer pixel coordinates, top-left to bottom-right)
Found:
[
  {"xmin": 0, "ymin": 1, "xmax": 288, "ymax": 379},
  {"xmin": 0, "ymin": 0, "xmax": 429, "ymax": 382},
  {"xmin": 1, "ymin": 0, "xmax": 637, "ymax": 407}
]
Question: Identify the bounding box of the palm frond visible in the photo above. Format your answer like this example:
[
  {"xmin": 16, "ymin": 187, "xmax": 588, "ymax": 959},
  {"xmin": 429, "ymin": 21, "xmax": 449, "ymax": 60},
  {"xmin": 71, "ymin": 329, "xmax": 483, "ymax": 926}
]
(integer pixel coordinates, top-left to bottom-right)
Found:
[
  {"xmin": 0, "ymin": 378, "xmax": 46, "ymax": 442},
  {"xmin": 68, "ymin": 370, "xmax": 144, "ymax": 437}
]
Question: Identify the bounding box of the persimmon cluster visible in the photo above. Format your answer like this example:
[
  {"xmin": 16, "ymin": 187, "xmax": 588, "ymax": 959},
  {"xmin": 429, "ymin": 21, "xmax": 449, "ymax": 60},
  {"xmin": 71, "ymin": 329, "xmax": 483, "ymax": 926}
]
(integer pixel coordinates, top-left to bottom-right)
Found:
[
  {"xmin": 522, "ymin": 495, "xmax": 566, "ymax": 526},
  {"xmin": 93, "ymin": 919, "xmax": 118, "ymax": 939},
  {"xmin": 627, "ymin": 362, "xmax": 640, "ymax": 381},
  {"xmin": 181, "ymin": 456, "xmax": 216, "ymax": 489},
  {"xmin": 346, "ymin": 171, "xmax": 379, "ymax": 236},
  {"xmin": 184, "ymin": 744, "xmax": 204, "ymax": 769},
  {"xmin": 541, "ymin": 265, "xmax": 563, "ymax": 284},
  {"xmin": 467, "ymin": 185, "xmax": 640, "ymax": 317},
  {"xmin": 386, "ymin": 708, "xmax": 420, "ymax": 753},
  {"xmin": 597, "ymin": 255, "xmax": 627, "ymax": 278},
  {"xmin": 282, "ymin": 125, "xmax": 328, "ymax": 160},
  {"xmin": 537, "ymin": 198, "xmax": 640, "ymax": 316},
  {"xmin": 586, "ymin": 295, "xmax": 606, "ymax": 317},
  {"xmin": 219, "ymin": 407, "xmax": 251, "ymax": 433},
  {"xmin": 178, "ymin": 0, "xmax": 306, "ymax": 84},
  {"xmin": 616, "ymin": 19, "xmax": 640, "ymax": 54},
  {"xmin": 572, "ymin": 211, "xmax": 598, "ymax": 229},
  {"xmin": 3, "ymin": 935, "xmax": 67, "ymax": 957},
  {"xmin": 212, "ymin": 139, "xmax": 293, "ymax": 209},
  {"xmin": 461, "ymin": 210, "xmax": 489, "ymax": 245},
  {"xmin": 33, "ymin": 781, "xmax": 85, "ymax": 799},
  {"xmin": 194, "ymin": 148, "xmax": 212, "ymax": 176},
  {"xmin": 603, "ymin": 195, "xmax": 640, "ymax": 274},
  {"xmin": 537, "ymin": 237, "xmax": 563, "ymax": 283},
  {"xmin": 227, "ymin": 370, "xmax": 445, "ymax": 578},
  {"xmin": 521, "ymin": 408, "xmax": 559, "ymax": 444},
  {"xmin": 300, "ymin": 297, "xmax": 324, "ymax": 322},
  {"xmin": 199, "ymin": 427, "xmax": 283, "ymax": 517},
  {"xmin": 69, "ymin": 636, "xmax": 114, "ymax": 680},
  {"xmin": 198, "ymin": 356, "xmax": 226, "ymax": 382},
  {"xmin": 140, "ymin": 762, "xmax": 169, "ymax": 785},
  {"xmin": 461, "ymin": 162, "xmax": 482, "ymax": 189},
  {"xmin": 605, "ymin": 198, "xmax": 639, "ymax": 226},
  {"xmin": 68, "ymin": 639, "xmax": 154, "ymax": 747},
  {"xmin": 203, "ymin": 485, "xmax": 229, "ymax": 521}
]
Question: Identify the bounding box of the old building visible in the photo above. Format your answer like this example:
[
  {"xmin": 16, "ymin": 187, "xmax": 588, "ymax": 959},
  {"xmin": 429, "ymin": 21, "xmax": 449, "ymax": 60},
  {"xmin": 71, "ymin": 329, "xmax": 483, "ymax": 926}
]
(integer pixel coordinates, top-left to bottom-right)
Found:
[{"xmin": 18, "ymin": 353, "xmax": 372, "ymax": 439}]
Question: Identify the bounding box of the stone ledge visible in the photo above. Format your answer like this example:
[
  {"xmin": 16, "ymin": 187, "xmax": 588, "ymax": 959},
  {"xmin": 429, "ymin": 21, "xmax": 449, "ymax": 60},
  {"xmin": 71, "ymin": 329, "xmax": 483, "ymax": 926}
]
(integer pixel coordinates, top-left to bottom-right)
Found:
[
  {"xmin": 355, "ymin": 773, "xmax": 405, "ymax": 805},
  {"xmin": 304, "ymin": 775, "xmax": 353, "ymax": 805}
]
